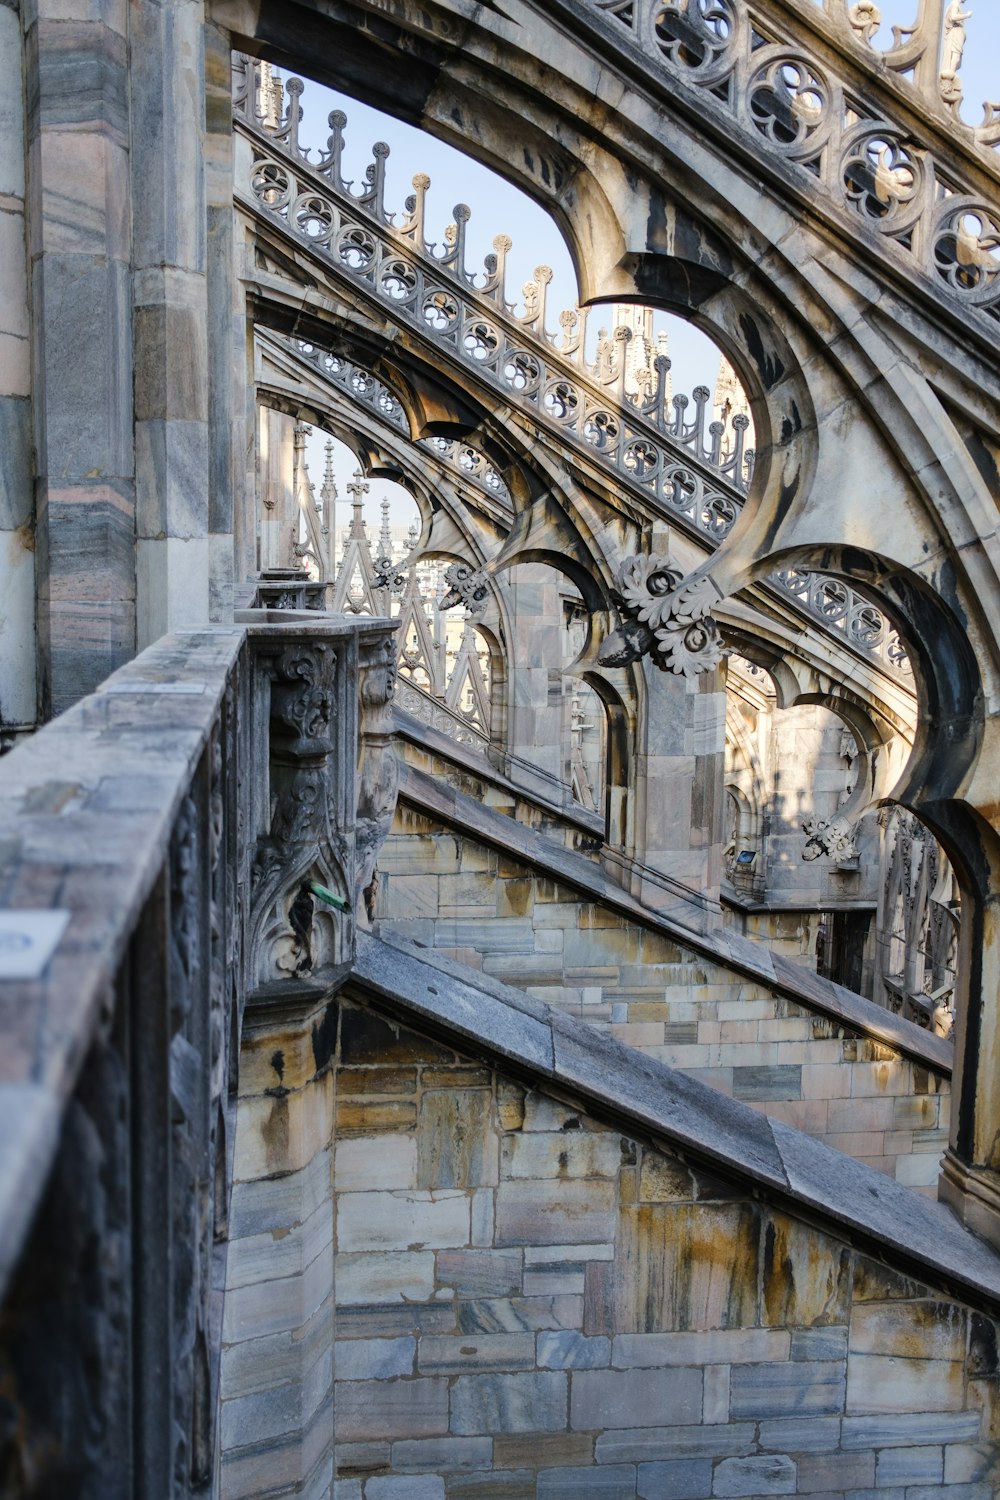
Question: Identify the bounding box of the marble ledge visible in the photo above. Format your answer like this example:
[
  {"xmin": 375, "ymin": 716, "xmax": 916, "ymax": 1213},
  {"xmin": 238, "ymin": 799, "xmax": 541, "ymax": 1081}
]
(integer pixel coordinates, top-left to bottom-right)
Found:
[
  {"xmin": 348, "ymin": 931, "xmax": 1000, "ymax": 1315},
  {"xmin": 398, "ymin": 762, "xmax": 953, "ymax": 1078}
]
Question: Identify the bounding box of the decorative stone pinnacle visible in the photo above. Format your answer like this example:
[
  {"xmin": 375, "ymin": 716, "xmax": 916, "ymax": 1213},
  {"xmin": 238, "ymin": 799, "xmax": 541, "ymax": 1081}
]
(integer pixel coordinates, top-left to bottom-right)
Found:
[
  {"xmin": 347, "ymin": 469, "xmax": 369, "ymax": 540},
  {"xmin": 377, "ymin": 496, "xmax": 393, "ymax": 561},
  {"xmin": 320, "ymin": 440, "xmax": 337, "ymax": 508}
]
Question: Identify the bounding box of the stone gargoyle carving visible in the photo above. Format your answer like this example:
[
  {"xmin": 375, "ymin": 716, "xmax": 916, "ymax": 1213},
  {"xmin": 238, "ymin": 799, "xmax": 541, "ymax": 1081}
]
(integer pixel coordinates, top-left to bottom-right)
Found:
[{"xmin": 599, "ymin": 553, "xmax": 727, "ymax": 678}]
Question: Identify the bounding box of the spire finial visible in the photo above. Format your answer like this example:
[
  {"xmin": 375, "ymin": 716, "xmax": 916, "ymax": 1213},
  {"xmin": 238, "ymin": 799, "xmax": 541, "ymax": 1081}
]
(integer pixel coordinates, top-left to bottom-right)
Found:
[
  {"xmin": 377, "ymin": 495, "xmax": 393, "ymax": 561},
  {"xmin": 320, "ymin": 439, "xmax": 337, "ymax": 507},
  {"xmin": 347, "ymin": 468, "xmax": 369, "ymax": 539}
]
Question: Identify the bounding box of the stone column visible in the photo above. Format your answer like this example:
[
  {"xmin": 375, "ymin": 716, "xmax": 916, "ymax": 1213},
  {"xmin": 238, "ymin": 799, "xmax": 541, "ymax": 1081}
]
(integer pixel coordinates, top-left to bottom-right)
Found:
[
  {"xmin": 26, "ymin": 0, "xmax": 135, "ymax": 714},
  {"xmin": 504, "ymin": 563, "xmax": 574, "ymax": 804},
  {"xmin": 0, "ymin": 0, "xmax": 35, "ymax": 736},
  {"xmin": 626, "ymin": 659, "xmax": 727, "ymax": 928},
  {"xmin": 131, "ymin": 0, "xmax": 212, "ymax": 648},
  {"xmin": 220, "ymin": 989, "xmax": 337, "ymax": 1500},
  {"xmin": 205, "ymin": 19, "xmax": 241, "ymax": 619},
  {"xmin": 938, "ymin": 877, "xmax": 1000, "ymax": 1250},
  {"xmin": 257, "ymin": 407, "xmax": 296, "ymax": 572}
]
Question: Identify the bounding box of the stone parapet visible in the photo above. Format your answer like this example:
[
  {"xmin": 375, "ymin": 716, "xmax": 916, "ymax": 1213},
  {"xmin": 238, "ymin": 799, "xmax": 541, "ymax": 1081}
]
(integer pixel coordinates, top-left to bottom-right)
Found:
[{"xmin": 0, "ymin": 611, "xmax": 396, "ymax": 1496}]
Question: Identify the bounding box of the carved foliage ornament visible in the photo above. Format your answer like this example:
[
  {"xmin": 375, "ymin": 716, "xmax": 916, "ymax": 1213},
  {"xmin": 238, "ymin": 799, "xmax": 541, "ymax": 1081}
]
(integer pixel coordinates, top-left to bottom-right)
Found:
[
  {"xmin": 848, "ymin": 1, "xmax": 881, "ymax": 45},
  {"xmin": 802, "ymin": 815, "xmax": 859, "ymax": 863},
  {"xmin": 608, "ymin": 553, "xmax": 726, "ymax": 677},
  {"xmin": 439, "ymin": 561, "xmax": 491, "ymax": 616},
  {"xmin": 373, "ymin": 554, "xmax": 409, "ymax": 594}
]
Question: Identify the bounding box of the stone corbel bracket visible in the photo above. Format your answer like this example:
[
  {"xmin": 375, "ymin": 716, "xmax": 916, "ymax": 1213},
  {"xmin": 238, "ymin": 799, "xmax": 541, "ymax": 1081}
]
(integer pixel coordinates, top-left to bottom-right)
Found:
[
  {"xmin": 245, "ymin": 616, "xmax": 399, "ymax": 987},
  {"xmin": 598, "ymin": 553, "xmax": 727, "ymax": 678}
]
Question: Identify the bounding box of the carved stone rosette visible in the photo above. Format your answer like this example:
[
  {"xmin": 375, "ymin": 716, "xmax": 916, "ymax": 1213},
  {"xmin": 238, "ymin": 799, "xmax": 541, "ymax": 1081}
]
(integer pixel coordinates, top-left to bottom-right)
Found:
[
  {"xmin": 601, "ymin": 553, "xmax": 727, "ymax": 677},
  {"xmin": 439, "ymin": 561, "xmax": 491, "ymax": 616}
]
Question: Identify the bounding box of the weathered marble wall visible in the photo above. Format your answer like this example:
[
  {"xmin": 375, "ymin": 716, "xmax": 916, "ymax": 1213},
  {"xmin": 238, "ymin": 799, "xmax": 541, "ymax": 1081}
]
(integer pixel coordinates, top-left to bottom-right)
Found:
[
  {"xmin": 0, "ymin": 0, "xmax": 34, "ymax": 738},
  {"xmin": 762, "ymin": 704, "xmax": 880, "ymax": 910},
  {"xmin": 378, "ymin": 806, "xmax": 950, "ymax": 1189},
  {"xmin": 320, "ymin": 995, "xmax": 996, "ymax": 1499},
  {"xmin": 220, "ymin": 988, "xmax": 337, "ymax": 1499},
  {"xmin": 16, "ymin": 0, "xmax": 243, "ymax": 717}
]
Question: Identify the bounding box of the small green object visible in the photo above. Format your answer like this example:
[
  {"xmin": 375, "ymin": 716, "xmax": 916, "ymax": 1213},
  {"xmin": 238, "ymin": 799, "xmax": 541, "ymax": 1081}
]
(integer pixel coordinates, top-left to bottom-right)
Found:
[{"xmin": 309, "ymin": 881, "xmax": 350, "ymax": 913}]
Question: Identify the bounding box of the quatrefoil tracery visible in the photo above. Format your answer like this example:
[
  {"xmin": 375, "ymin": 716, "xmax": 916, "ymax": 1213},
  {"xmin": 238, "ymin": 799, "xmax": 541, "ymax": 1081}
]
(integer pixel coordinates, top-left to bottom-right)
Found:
[
  {"xmin": 842, "ymin": 130, "xmax": 923, "ymax": 231},
  {"xmin": 932, "ymin": 202, "xmax": 1000, "ymax": 308},
  {"xmin": 652, "ymin": 0, "xmax": 734, "ymax": 74},
  {"xmin": 747, "ymin": 56, "xmax": 830, "ymax": 155}
]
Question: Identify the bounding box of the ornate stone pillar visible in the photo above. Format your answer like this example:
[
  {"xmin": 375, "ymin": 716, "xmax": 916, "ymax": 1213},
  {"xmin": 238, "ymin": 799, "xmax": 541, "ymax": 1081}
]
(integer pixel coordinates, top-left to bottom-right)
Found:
[
  {"xmin": 0, "ymin": 1, "xmax": 34, "ymax": 736},
  {"xmin": 131, "ymin": 0, "xmax": 213, "ymax": 647},
  {"xmin": 26, "ymin": 0, "xmax": 135, "ymax": 713}
]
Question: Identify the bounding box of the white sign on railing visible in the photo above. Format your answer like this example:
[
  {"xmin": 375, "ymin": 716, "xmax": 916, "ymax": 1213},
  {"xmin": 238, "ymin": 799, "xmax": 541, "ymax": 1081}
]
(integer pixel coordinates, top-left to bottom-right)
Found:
[{"xmin": 0, "ymin": 910, "xmax": 71, "ymax": 981}]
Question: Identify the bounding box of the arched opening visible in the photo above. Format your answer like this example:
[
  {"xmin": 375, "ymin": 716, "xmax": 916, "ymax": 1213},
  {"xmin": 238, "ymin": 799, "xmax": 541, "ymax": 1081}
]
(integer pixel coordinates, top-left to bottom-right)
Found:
[{"xmin": 875, "ymin": 803, "xmax": 960, "ymax": 1035}]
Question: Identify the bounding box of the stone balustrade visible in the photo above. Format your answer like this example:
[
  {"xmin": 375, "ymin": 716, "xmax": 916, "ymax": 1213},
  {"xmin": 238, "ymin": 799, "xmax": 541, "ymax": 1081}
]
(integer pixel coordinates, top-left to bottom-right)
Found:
[
  {"xmin": 0, "ymin": 611, "xmax": 397, "ymax": 1496},
  {"xmin": 579, "ymin": 0, "xmax": 1000, "ymax": 326}
]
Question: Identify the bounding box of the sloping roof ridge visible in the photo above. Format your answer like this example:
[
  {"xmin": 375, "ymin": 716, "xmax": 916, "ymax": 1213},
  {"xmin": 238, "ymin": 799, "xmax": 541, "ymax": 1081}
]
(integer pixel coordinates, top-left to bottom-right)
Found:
[
  {"xmin": 350, "ymin": 931, "xmax": 1000, "ymax": 1313},
  {"xmin": 399, "ymin": 762, "xmax": 953, "ymax": 1076}
]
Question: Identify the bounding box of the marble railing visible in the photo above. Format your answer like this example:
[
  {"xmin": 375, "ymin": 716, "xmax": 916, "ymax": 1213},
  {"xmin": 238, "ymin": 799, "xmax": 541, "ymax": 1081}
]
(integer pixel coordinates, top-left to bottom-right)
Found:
[
  {"xmin": 287, "ymin": 336, "xmax": 513, "ymax": 506},
  {"xmin": 0, "ymin": 614, "xmax": 398, "ymax": 1495},
  {"xmin": 774, "ymin": 566, "xmax": 911, "ymax": 672},
  {"xmin": 276, "ymin": 331, "xmax": 914, "ymax": 681},
  {"xmin": 396, "ymin": 673, "xmax": 490, "ymax": 749},
  {"xmin": 233, "ymin": 64, "xmax": 753, "ymax": 545},
  {"xmin": 581, "ymin": 0, "xmax": 1000, "ymax": 329}
]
